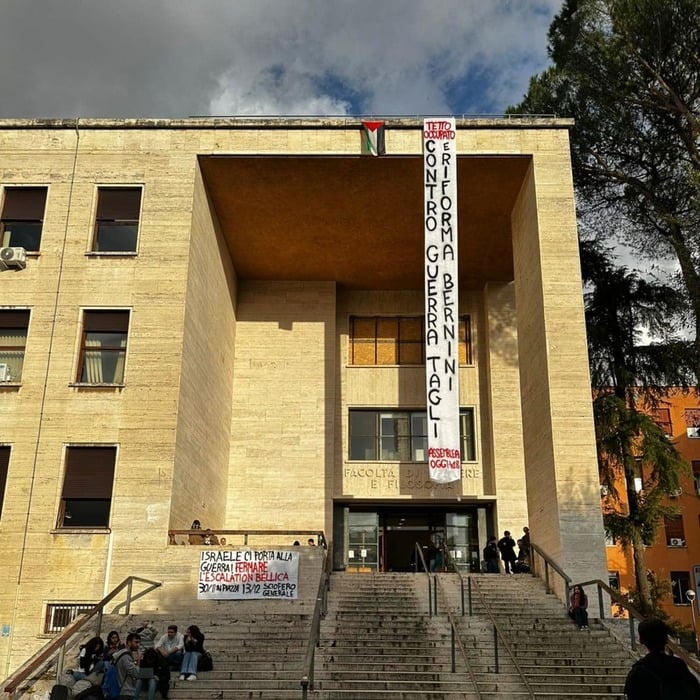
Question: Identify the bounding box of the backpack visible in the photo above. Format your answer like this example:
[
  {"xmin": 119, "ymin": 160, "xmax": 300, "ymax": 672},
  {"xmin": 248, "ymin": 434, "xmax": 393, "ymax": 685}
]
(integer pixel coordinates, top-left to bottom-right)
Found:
[
  {"xmin": 101, "ymin": 662, "xmax": 121, "ymax": 700},
  {"xmin": 641, "ymin": 662, "xmax": 700, "ymax": 700},
  {"xmin": 198, "ymin": 650, "xmax": 213, "ymax": 672}
]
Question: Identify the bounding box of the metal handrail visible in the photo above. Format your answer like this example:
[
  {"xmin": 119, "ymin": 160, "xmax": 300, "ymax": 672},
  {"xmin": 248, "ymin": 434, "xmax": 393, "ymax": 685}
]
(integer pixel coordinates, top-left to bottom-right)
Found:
[
  {"xmin": 529, "ymin": 543, "xmax": 700, "ymax": 676},
  {"xmin": 300, "ymin": 543, "xmax": 332, "ymax": 699},
  {"xmin": 433, "ymin": 576, "xmax": 483, "ymax": 699},
  {"xmin": 413, "ymin": 542, "xmax": 434, "ymax": 615},
  {"xmin": 3, "ymin": 576, "xmax": 161, "ymax": 697},
  {"xmin": 168, "ymin": 528, "xmax": 326, "ymax": 545},
  {"xmin": 470, "ymin": 576, "xmax": 536, "ymax": 699},
  {"xmin": 443, "ymin": 550, "xmax": 467, "ymax": 615}
]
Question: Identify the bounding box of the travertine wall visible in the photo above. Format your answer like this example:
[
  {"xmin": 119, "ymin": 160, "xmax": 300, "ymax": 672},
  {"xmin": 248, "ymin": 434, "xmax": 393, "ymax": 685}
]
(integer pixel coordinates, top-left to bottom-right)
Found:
[
  {"xmin": 482, "ymin": 283, "xmax": 528, "ymax": 535},
  {"xmin": 170, "ymin": 164, "xmax": 237, "ymax": 531},
  {"xmin": 227, "ymin": 281, "xmax": 336, "ymax": 534},
  {"xmin": 511, "ymin": 158, "xmax": 607, "ymax": 585},
  {"xmin": 337, "ymin": 289, "xmax": 484, "ymax": 500}
]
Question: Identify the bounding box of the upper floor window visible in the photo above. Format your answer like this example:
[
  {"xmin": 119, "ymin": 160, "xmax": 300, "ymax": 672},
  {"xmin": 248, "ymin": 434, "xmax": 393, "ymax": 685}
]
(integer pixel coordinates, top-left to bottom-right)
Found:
[
  {"xmin": 671, "ymin": 570, "xmax": 691, "ymax": 605},
  {"xmin": 1, "ymin": 187, "xmax": 48, "ymax": 251},
  {"xmin": 650, "ymin": 407, "xmax": 672, "ymax": 436},
  {"xmin": 349, "ymin": 408, "xmax": 475, "ymax": 462},
  {"xmin": 0, "ymin": 446, "xmax": 9, "ymax": 520},
  {"xmin": 693, "ymin": 461, "xmax": 700, "ymax": 496},
  {"xmin": 92, "ymin": 187, "xmax": 141, "ymax": 253},
  {"xmin": 0, "ymin": 309, "xmax": 30, "ymax": 382},
  {"xmin": 77, "ymin": 310, "xmax": 129, "ymax": 384},
  {"xmin": 59, "ymin": 446, "xmax": 116, "ymax": 528},
  {"xmin": 349, "ymin": 316, "xmax": 472, "ymax": 366},
  {"xmin": 664, "ymin": 515, "xmax": 685, "ymax": 547},
  {"xmin": 685, "ymin": 408, "xmax": 700, "ymax": 438}
]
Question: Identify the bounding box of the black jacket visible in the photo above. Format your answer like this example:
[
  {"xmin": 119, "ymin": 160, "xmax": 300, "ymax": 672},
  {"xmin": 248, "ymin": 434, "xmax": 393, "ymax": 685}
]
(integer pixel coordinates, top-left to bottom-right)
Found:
[{"xmin": 624, "ymin": 651, "xmax": 700, "ymax": 699}]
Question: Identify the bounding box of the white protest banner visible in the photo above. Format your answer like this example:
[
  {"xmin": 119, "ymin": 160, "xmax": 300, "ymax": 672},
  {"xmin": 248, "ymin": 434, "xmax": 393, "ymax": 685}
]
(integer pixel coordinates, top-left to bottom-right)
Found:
[
  {"xmin": 197, "ymin": 549, "xmax": 299, "ymax": 600},
  {"xmin": 423, "ymin": 117, "xmax": 461, "ymax": 484}
]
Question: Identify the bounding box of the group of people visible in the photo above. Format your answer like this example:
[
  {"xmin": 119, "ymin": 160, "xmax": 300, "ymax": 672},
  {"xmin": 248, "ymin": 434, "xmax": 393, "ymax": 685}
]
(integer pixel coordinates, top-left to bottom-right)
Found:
[
  {"xmin": 68, "ymin": 622, "xmax": 207, "ymax": 699},
  {"xmin": 483, "ymin": 526, "xmax": 530, "ymax": 574}
]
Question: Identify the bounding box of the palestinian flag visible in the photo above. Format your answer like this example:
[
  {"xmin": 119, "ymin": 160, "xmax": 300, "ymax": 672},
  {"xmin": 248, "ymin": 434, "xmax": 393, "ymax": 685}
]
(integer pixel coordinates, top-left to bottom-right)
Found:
[{"xmin": 361, "ymin": 121, "xmax": 385, "ymax": 156}]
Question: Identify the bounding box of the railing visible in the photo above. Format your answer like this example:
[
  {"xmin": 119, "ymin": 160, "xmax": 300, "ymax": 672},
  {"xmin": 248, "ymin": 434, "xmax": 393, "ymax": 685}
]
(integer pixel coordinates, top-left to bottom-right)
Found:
[
  {"xmin": 469, "ymin": 576, "xmax": 536, "ymax": 698},
  {"xmin": 300, "ymin": 542, "xmax": 332, "ymax": 699},
  {"xmin": 433, "ymin": 574, "xmax": 483, "ymax": 699},
  {"xmin": 167, "ymin": 528, "xmax": 327, "ymax": 547},
  {"xmin": 3, "ymin": 576, "xmax": 161, "ymax": 698},
  {"xmin": 413, "ymin": 542, "xmax": 434, "ymax": 615},
  {"xmin": 529, "ymin": 542, "xmax": 700, "ymax": 676}
]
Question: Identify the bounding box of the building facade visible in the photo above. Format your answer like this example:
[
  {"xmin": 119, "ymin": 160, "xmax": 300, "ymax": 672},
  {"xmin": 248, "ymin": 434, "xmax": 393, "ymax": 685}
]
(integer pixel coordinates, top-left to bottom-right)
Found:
[
  {"xmin": 605, "ymin": 389, "xmax": 700, "ymax": 633},
  {"xmin": 0, "ymin": 117, "xmax": 607, "ymax": 673}
]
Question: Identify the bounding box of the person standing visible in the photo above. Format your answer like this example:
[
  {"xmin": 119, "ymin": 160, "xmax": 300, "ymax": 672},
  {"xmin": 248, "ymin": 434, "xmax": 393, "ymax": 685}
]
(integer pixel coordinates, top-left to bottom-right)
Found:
[
  {"xmin": 497, "ymin": 530, "xmax": 517, "ymax": 574},
  {"xmin": 113, "ymin": 632, "xmax": 141, "ymax": 700},
  {"xmin": 568, "ymin": 584, "xmax": 589, "ymax": 630},
  {"xmin": 624, "ymin": 618, "xmax": 700, "ymax": 699},
  {"xmin": 520, "ymin": 526, "xmax": 531, "ymax": 565},
  {"xmin": 483, "ymin": 536, "xmax": 500, "ymax": 573}
]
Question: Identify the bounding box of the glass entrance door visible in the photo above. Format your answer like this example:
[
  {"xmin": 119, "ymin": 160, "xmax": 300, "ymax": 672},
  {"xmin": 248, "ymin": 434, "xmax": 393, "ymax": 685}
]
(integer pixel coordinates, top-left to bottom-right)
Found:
[{"xmin": 347, "ymin": 511, "xmax": 379, "ymax": 572}]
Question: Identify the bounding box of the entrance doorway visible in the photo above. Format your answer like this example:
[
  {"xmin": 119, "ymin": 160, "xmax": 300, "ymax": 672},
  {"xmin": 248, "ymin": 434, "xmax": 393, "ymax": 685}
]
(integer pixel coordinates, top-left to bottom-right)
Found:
[{"xmin": 343, "ymin": 506, "xmax": 482, "ymax": 573}]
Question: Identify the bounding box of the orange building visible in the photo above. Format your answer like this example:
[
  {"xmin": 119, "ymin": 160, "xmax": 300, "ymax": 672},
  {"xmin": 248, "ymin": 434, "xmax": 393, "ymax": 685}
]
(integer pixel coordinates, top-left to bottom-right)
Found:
[{"xmin": 604, "ymin": 389, "xmax": 700, "ymax": 632}]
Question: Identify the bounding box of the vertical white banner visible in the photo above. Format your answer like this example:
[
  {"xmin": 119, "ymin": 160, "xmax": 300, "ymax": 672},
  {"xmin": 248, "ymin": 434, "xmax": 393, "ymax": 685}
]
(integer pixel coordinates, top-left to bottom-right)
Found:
[{"xmin": 423, "ymin": 118, "xmax": 461, "ymax": 484}]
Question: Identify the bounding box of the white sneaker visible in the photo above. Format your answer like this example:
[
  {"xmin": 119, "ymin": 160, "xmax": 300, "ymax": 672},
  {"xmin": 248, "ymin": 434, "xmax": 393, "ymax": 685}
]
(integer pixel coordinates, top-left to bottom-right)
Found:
[
  {"xmin": 178, "ymin": 674, "xmax": 185, "ymax": 680},
  {"xmin": 187, "ymin": 674, "xmax": 197, "ymax": 681}
]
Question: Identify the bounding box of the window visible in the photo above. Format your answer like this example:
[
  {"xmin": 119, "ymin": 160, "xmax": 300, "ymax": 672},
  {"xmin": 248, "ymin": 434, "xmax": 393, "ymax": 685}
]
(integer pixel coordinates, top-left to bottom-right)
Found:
[
  {"xmin": 650, "ymin": 407, "xmax": 672, "ymax": 436},
  {"xmin": 349, "ymin": 316, "xmax": 472, "ymax": 365},
  {"xmin": 44, "ymin": 603, "xmax": 94, "ymax": 634},
  {"xmin": 59, "ymin": 446, "xmax": 116, "ymax": 528},
  {"xmin": 608, "ymin": 571, "xmax": 620, "ymax": 590},
  {"xmin": 0, "ymin": 187, "xmax": 47, "ymax": 251},
  {"xmin": 92, "ymin": 187, "xmax": 141, "ymax": 253},
  {"xmin": 671, "ymin": 571, "xmax": 691, "ymax": 605},
  {"xmin": 693, "ymin": 461, "xmax": 700, "ymax": 496},
  {"xmin": 0, "ymin": 310, "xmax": 29, "ymax": 382},
  {"xmin": 0, "ymin": 446, "xmax": 9, "ymax": 520},
  {"xmin": 664, "ymin": 515, "xmax": 685, "ymax": 547},
  {"xmin": 77, "ymin": 310, "xmax": 129, "ymax": 384},
  {"xmin": 685, "ymin": 408, "xmax": 700, "ymax": 438},
  {"xmin": 349, "ymin": 408, "xmax": 476, "ymax": 462}
]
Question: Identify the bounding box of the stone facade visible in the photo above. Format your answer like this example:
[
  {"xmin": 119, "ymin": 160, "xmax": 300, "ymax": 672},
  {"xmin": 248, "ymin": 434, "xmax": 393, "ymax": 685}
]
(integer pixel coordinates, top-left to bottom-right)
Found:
[{"xmin": 0, "ymin": 117, "xmax": 607, "ymax": 674}]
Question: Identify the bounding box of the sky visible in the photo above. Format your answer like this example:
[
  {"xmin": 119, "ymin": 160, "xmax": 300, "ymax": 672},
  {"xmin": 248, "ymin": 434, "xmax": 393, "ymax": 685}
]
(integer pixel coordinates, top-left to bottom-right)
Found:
[{"xmin": 0, "ymin": 0, "xmax": 562, "ymax": 119}]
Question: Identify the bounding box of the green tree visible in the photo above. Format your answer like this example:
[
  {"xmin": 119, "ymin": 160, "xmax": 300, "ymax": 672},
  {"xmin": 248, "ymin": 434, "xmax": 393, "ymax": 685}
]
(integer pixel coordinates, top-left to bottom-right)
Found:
[
  {"xmin": 509, "ymin": 0, "xmax": 700, "ymax": 382},
  {"xmin": 582, "ymin": 241, "xmax": 689, "ymax": 614}
]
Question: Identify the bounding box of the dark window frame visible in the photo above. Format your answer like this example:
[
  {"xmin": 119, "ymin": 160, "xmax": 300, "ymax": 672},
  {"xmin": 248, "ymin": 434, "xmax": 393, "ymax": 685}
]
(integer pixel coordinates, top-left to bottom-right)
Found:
[
  {"xmin": 58, "ymin": 446, "xmax": 116, "ymax": 529},
  {"xmin": 349, "ymin": 315, "xmax": 473, "ymax": 366},
  {"xmin": 92, "ymin": 187, "xmax": 142, "ymax": 253},
  {"xmin": 1, "ymin": 187, "xmax": 48, "ymax": 251},
  {"xmin": 671, "ymin": 571, "xmax": 691, "ymax": 605},
  {"xmin": 349, "ymin": 407, "xmax": 476, "ymax": 462},
  {"xmin": 76, "ymin": 310, "xmax": 130, "ymax": 385},
  {"xmin": 0, "ymin": 446, "xmax": 9, "ymax": 520},
  {"xmin": 0, "ymin": 309, "xmax": 30, "ymax": 382},
  {"xmin": 664, "ymin": 514, "xmax": 686, "ymax": 547}
]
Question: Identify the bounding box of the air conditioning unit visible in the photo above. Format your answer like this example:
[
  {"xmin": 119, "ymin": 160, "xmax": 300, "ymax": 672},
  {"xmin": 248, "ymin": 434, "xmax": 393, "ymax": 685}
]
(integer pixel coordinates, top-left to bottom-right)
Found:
[
  {"xmin": 687, "ymin": 427, "xmax": 700, "ymax": 439},
  {"xmin": 669, "ymin": 538, "xmax": 685, "ymax": 547},
  {"xmin": 669, "ymin": 488, "xmax": 682, "ymax": 498},
  {"xmin": 0, "ymin": 246, "xmax": 27, "ymax": 269},
  {"xmin": 0, "ymin": 364, "xmax": 10, "ymax": 382}
]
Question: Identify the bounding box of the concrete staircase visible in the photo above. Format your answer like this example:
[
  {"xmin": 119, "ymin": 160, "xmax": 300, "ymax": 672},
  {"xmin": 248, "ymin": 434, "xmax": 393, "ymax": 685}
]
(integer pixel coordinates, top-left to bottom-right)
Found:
[
  {"xmin": 100, "ymin": 605, "xmax": 312, "ymax": 699},
  {"xmin": 314, "ymin": 572, "xmax": 478, "ymax": 699},
  {"xmin": 439, "ymin": 572, "xmax": 635, "ymax": 698},
  {"xmin": 60, "ymin": 572, "xmax": 636, "ymax": 699}
]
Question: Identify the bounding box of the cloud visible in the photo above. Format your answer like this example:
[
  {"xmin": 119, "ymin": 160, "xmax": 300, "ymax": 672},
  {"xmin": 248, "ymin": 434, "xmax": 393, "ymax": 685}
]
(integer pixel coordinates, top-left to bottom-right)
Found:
[{"xmin": 0, "ymin": 0, "xmax": 561, "ymax": 118}]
